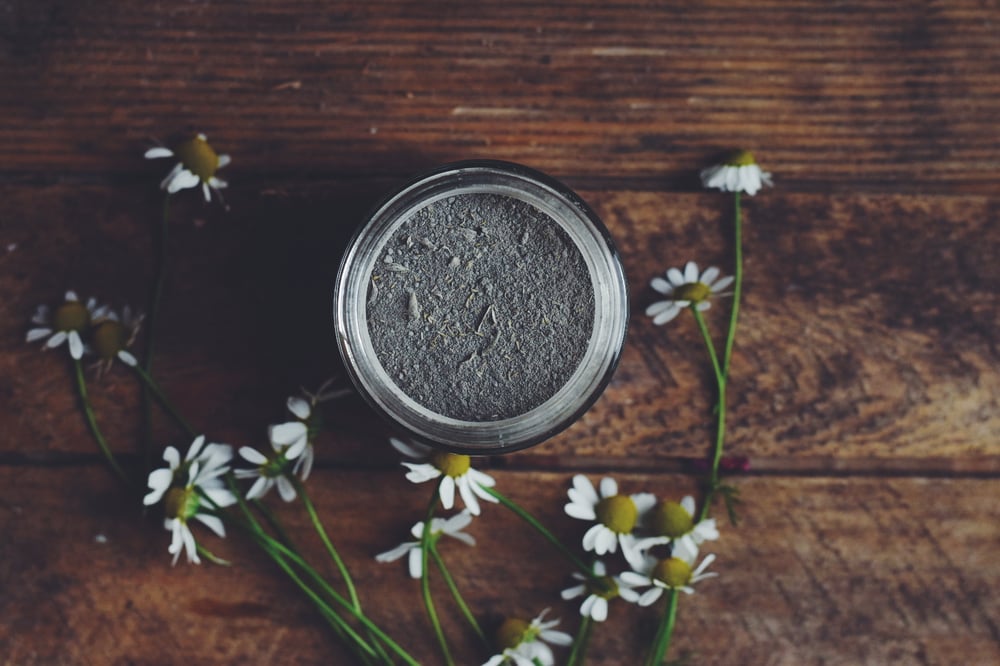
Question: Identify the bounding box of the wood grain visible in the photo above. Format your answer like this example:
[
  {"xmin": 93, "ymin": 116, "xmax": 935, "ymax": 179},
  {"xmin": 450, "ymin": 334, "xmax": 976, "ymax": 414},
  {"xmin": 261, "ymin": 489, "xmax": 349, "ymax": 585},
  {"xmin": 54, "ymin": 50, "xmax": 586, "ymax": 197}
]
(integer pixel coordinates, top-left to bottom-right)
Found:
[
  {"xmin": 3, "ymin": 467, "xmax": 998, "ymax": 665},
  {"xmin": 1, "ymin": 1, "xmax": 998, "ymax": 192},
  {"xmin": 2, "ymin": 184, "xmax": 996, "ymax": 471}
]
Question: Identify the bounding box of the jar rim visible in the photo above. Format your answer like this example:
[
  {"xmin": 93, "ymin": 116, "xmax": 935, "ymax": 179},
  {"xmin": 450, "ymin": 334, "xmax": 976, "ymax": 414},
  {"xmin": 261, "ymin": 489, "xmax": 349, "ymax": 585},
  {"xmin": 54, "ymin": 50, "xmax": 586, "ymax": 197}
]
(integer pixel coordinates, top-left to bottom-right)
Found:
[{"xmin": 334, "ymin": 160, "xmax": 629, "ymax": 454}]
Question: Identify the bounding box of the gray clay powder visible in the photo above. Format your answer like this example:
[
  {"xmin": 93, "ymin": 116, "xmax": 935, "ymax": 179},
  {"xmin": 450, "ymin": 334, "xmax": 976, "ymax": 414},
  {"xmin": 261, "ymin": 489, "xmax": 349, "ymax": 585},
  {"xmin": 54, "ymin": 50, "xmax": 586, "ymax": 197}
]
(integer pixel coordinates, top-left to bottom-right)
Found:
[{"xmin": 366, "ymin": 192, "xmax": 595, "ymax": 421}]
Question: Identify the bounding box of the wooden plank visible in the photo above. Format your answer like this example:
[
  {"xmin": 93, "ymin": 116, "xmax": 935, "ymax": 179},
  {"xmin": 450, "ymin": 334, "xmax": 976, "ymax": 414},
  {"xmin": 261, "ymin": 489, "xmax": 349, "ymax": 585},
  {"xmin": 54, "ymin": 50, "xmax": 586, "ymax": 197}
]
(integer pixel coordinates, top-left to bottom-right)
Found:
[
  {"xmin": 2, "ymin": 467, "xmax": 998, "ymax": 664},
  {"xmin": 2, "ymin": 1, "xmax": 998, "ymax": 192},
  {"xmin": 2, "ymin": 184, "xmax": 997, "ymax": 470}
]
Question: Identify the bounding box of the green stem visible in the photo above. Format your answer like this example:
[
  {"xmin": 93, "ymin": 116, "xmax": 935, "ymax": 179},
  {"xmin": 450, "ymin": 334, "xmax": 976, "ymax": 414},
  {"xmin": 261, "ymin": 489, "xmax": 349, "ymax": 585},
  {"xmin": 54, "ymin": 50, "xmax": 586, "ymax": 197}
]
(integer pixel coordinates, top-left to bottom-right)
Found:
[
  {"xmin": 484, "ymin": 487, "xmax": 592, "ymax": 576},
  {"xmin": 723, "ymin": 191, "xmax": 743, "ymax": 380},
  {"xmin": 293, "ymin": 477, "xmax": 362, "ymax": 611},
  {"xmin": 566, "ymin": 615, "xmax": 593, "ymax": 666},
  {"xmin": 421, "ymin": 484, "xmax": 454, "ymax": 666},
  {"xmin": 73, "ymin": 359, "xmax": 132, "ymax": 488},
  {"xmin": 691, "ymin": 308, "xmax": 726, "ymax": 523},
  {"xmin": 129, "ymin": 363, "xmax": 196, "ymax": 438},
  {"xmin": 430, "ymin": 543, "xmax": 487, "ymax": 645},
  {"xmin": 228, "ymin": 478, "xmax": 413, "ymax": 665},
  {"xmin": 646, "ymin": 589, "xmax": 680, "ymax": 666},
  {"xmin": 141, "ymin": 194, "xmax": 171, "ymax": 473}
]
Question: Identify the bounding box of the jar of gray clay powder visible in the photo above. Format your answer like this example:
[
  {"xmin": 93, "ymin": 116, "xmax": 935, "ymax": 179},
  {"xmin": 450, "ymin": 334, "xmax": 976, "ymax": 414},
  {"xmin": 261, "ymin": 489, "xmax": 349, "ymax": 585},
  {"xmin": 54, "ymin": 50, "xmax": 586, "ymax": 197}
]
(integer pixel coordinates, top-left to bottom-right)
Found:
[{"xmin": 334, "ymin": 160, "xmax": 628, "ymax": 454}]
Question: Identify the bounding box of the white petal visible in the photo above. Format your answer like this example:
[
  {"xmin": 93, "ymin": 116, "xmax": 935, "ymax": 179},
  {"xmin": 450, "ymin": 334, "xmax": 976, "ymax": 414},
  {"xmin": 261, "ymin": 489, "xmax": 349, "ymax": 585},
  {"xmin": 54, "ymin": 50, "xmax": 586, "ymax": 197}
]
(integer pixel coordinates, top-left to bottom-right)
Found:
[
  {"xmin": 201, "ymin": 182, "xmax": 212, "ymax": 202},
  {"xmin": 216, "ymin": 154, "xmax": 231, "ymax": 168},
  {"xmin": 239, "ymin": 446, "xmax": 269, "ymax": 465},
  {"xmin": 618, "ymin": 586, "xmax": 641, "ymax": 603},
  {"xmin": 565, "ymin": 502, "xmax": 597, "ymax": 521},
  {"xmin": 163, "ymin": 446, "xmax": 180, "ymax": 469},
  {"xmin": 644, "ymin": 301, "xmax": 675, "ymax": 317},
  {"xmin": 700, "ymin": 266, "xmax": 720, "ymax": 285},
  {"xmin": 287, "ymin": 396, "xmax": 311, "ymax": 420},
  {"xmin": 579, "ymin": 593, "xmax": 597, "ymax": 617},
  {"xmin": 276, "ymin": 476, "xmax": 297, "ymax": 502},
  {"xmin": 375, "ymin": 541, "xmax": 416, "ymax": 563},
  {"xmin": 652, "ymin": 305, "xmax": 683, "ymax": 325},
  {"xmin": 457, "ymin": 478, "xmax": 481, "ymax": 515},
  {"xmin": 444, "ymin": 510, "xmax": 473, "ymax": 532},
  {"xmin": 711, "ymin": 275, "xmax": 734, "ymax": 292},
  {"xmin": 571, "ymin": 474, "xmax": 599, "ymax": 505},
  {"xmin": 68, "ymin": 331, "xmax": 84, "ymax": 359},
  {"xmin": 693, "ymin": 518, "xmax": 720, "ymax": 542},
  {"xmin": 209, "ymin": 177, "xmax": 227, "ymax": 189},
  {"xmin": 181, "ymin": 524, "xmax": 199, "ymax": 564},
  {"xmin": 681, "ymin": 495, "xmax": 696, "ymax": 516},
  {"xmin": 186, "ymin": 435, "xmax": 206, "ymax": 461},
  {"xmin": 467, "ymin": 468, "xmax": 496, "ymax": 490},
  {"xmin": 245, "ymin": 477, "xmax": 271, "ymax": 500},
  {"xmin": 144, "ymin": 146, "xmax": 174, "ymax": 159},
  {"xmin": 561, "ymin": 584, "xmax": 586, "ymax": 600},
  {"xmin": 143, "ymin": 469, "xmax": 173, "ymax": 505},
  {"xmin": 650, "ymin": 277, "xmax": 674, "ymax": 295},
  {"xmin": 582, "ymin": 523, "xmax": 604, "ymax": 552},
  {"xmin": 193, "ymin": 513, "xmax": 225, "ymax": 537},
  {"xmin": 203, "ymin": 486, "xmax": 236, "ymax": 508},
  {"xmin": 269, "ymin": 421, "xmax": 308, "ymax": 447},
  {"xmin": 638, "ymin": 588, "xmax": 663, "ymax": 606},
  {"xmin": 692, "ymin": 553, "xmax": 717, "ymax": 579},
  {"xmin": 166, "ymin": 169, "xmax": 200, "ymax": 193},
  {"xmin": 539, "ymin": 629, "xmax": 573, "ymax": 646},
  {"xmin": 283, "ymin": 433, "xmax": 308, "ymax": 461},
  {"xmin": 448, "ymin": 531, "xmax": 476, "ymax": 547},
  {"xmin": 45, "ymin": 330, "xmax": 67, "ymax": 349},
  {"xmin": 599, "ymin": 477, "xmax": 617, "ymax": 499},
  {"xmin": 438, "ymin": 475, "xmax": 456, "ymax": 509},
  {"xmin": 619, "ymin": 571, "xmax": 650, "ymax": 587},
  {"xmin": 594, "ymin": 528, "xmax": 617, "ymax": 555},
  {"xmin": 696, "ymin": 301, "xmax": 712, "ymax": 311},
  {"xmin": 666, "ymin": 267, "xmax": 686, "ymax": 287},
  {"xmin": 158, "ymin": 162, "xmax": 183, "ymax": 190},
  {"xmin": 684, "ymin": 261, "xmax": 699, "ymax": 283},
  {"xmin": 632, "ymin": 492, "xmax": 656, "ymax": 514},
  {"xmin": 591, "ymin": 597, "xmax": 608, "ymax": 622},
  {"xmin": 402, "ymin": 462, "xmax": 440, "ymax": 484},
  {"xmin": 407, "ymin": 547, "xmax": 423, "ymax": 579},
  {"xmin": 673, "ymin": 535, "xmax": 699, "ymax": 561},
  {"xmin": 117, "ymin": 350, "xmax": 138, "ymax": 366},
  {"xmin": 26, "ymin": 327, "xmax": 52, "ymax": 342},
  {"xmin": 296, "ymin": 446, "xmax": 315, "ymax": 480}
]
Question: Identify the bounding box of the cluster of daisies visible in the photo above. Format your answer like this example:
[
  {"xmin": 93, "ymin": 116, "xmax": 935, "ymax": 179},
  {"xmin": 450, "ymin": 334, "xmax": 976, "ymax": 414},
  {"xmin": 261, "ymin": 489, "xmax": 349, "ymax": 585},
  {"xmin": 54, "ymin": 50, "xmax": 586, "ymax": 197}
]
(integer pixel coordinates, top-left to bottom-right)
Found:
[
  {"xmin": 375, "ymin": 444, "xmax": 721, "ymax": 666},
  {"xmin": 140, "ymin": 381, "xmax": 340, "ymax": 564},
  {"xmin": 26, "ymin": 291, "xmax": 143, "ymax": 370}
]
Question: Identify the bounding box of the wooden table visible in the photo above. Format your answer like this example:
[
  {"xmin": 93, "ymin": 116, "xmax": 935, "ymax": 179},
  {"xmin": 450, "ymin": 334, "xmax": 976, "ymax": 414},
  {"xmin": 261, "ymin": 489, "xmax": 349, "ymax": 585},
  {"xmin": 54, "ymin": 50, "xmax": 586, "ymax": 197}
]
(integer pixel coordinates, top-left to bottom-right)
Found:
[{"xmin": 2, "ymin": 2, "xmax": 998, "ymax": 664}]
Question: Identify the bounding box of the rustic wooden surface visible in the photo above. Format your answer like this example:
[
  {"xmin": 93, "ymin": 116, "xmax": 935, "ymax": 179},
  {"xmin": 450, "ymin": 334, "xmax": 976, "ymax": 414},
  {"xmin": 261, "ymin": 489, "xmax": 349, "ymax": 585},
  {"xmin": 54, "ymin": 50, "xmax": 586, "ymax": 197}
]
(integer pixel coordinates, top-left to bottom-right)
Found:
[{"xmin": 2, "ymin": 1, "xmax": 998, "ymax": 665}]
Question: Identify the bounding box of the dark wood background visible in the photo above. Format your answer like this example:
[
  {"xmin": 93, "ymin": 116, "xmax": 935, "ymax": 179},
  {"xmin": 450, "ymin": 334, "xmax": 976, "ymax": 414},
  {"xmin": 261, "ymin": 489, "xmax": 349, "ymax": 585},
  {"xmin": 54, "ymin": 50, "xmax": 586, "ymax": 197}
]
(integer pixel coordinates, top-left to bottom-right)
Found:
[{"xmin": 2, "ymin": 1, "xmax": 998, "ymax": 664}]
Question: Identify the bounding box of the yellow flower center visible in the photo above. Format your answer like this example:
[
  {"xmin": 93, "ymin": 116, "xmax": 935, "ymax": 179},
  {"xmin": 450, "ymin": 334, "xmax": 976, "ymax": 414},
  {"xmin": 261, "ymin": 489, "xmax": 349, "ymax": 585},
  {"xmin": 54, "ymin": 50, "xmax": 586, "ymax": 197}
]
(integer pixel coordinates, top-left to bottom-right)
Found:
[
  {"xmin": 595, "ymin": 495, "xmax": 638, "ymax": 534},
  {"xmin": 174, "ymin": 135, "xmax": 219, "ymax": 181},
  {"xmin": 164, "ymin": 486, "xmax": 199, "ymax": 520},
  {"xmin": 53, "ymin": 301, "xmax": 90, "ymax": 332},
  {"xmin": 586, "ymin": 575, "xmax": 620, "ymax": 600},
  {"xmin": 92, "ymin": 320, "xmax": 126, "ymax": 359},
  {"xmin": 651, "ymin": 500, "xmax": 694, "ymax": 538},
  {"xmin": 653, "ymin": 557, "xmax": 692, "ymax": 588},
  {"xmin": 431, "ymin": 452, "xmax": 471, "ymax": 478},
  {"xmin": 727, "ymin": 149, "xmax": 757, "ymax": 167},
  {"xmin": 495, "ymin": 617, "xmax": 530, "ymax": 650},
  {"xmin": 672, "ymin": 282, "xmax": 711, "ymax": 303}
]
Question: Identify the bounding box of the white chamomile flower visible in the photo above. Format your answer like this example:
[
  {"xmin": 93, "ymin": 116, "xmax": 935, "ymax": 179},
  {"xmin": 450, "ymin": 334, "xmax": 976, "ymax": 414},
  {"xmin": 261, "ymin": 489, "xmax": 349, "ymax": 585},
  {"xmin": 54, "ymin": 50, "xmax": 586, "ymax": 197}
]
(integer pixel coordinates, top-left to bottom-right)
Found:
[
  {"xmin": 26, "ymin": 291, "xmax": 109, "ymax": 360},
  {"xmin": 144, "ymin": 133, "xmax": 231, "ymax": 204},
  {"xmin": 143, "ymin": 435, "xmax": 237, "ymax": 565},
  {"xmin": 560, "ymin": 560, "xmax": 640, "ymax": 622},
  {"xmin": 273, "ymin": 378, "xmax": 352, "ymax": 481},
  {"xmin": 643, "ymin": 495, "xmax": 720, "ymax": 561},
  {"xmin": 375, "ymin": 510, "xmax": 475, "ymax": 578},
  {"xmin": 391, "ymin": 437, "xmax": 498, "ymax": 516},
  {"xmin": 483, "ymin": 608, "xmax": 573, "ymax": 666},
  {"xmin": 700, "ymin": 149, "xmax": 772, "ymax": 196},
  {"xmin": 564, "ymin": 474, "xmax": 655, "ymax": 558},
  {"xmin": 89, "ymin": 305, "xmax": 144, "ymax": 374},
  {"xmin": 620, "ymin": 551, "xmax": 718, "ymax": 605},
  {"xmin": 645, "ymin": 261, "xmax": 733, "ymax": 325},
  {"xmin": 234, "ymin": 423, "xmax": 309, "ymax": 503}
]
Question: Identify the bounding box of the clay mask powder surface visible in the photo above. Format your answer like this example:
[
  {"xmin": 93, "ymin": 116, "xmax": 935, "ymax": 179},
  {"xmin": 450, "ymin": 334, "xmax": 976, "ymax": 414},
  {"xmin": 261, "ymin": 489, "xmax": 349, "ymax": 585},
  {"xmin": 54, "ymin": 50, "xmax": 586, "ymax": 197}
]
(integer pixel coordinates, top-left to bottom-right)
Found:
[{"xmin": 365, "ymin": 193, "xmax": 595, "ymax": 421}]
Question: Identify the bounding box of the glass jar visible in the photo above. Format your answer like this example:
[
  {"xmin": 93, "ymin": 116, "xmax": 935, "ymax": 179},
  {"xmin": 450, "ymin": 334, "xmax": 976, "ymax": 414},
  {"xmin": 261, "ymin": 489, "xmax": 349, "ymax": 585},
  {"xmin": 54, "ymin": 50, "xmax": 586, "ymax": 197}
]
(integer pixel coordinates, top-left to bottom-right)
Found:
[{"xmin": 334, "ymin": 160, "xmax": 628, "ymax": 454}]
